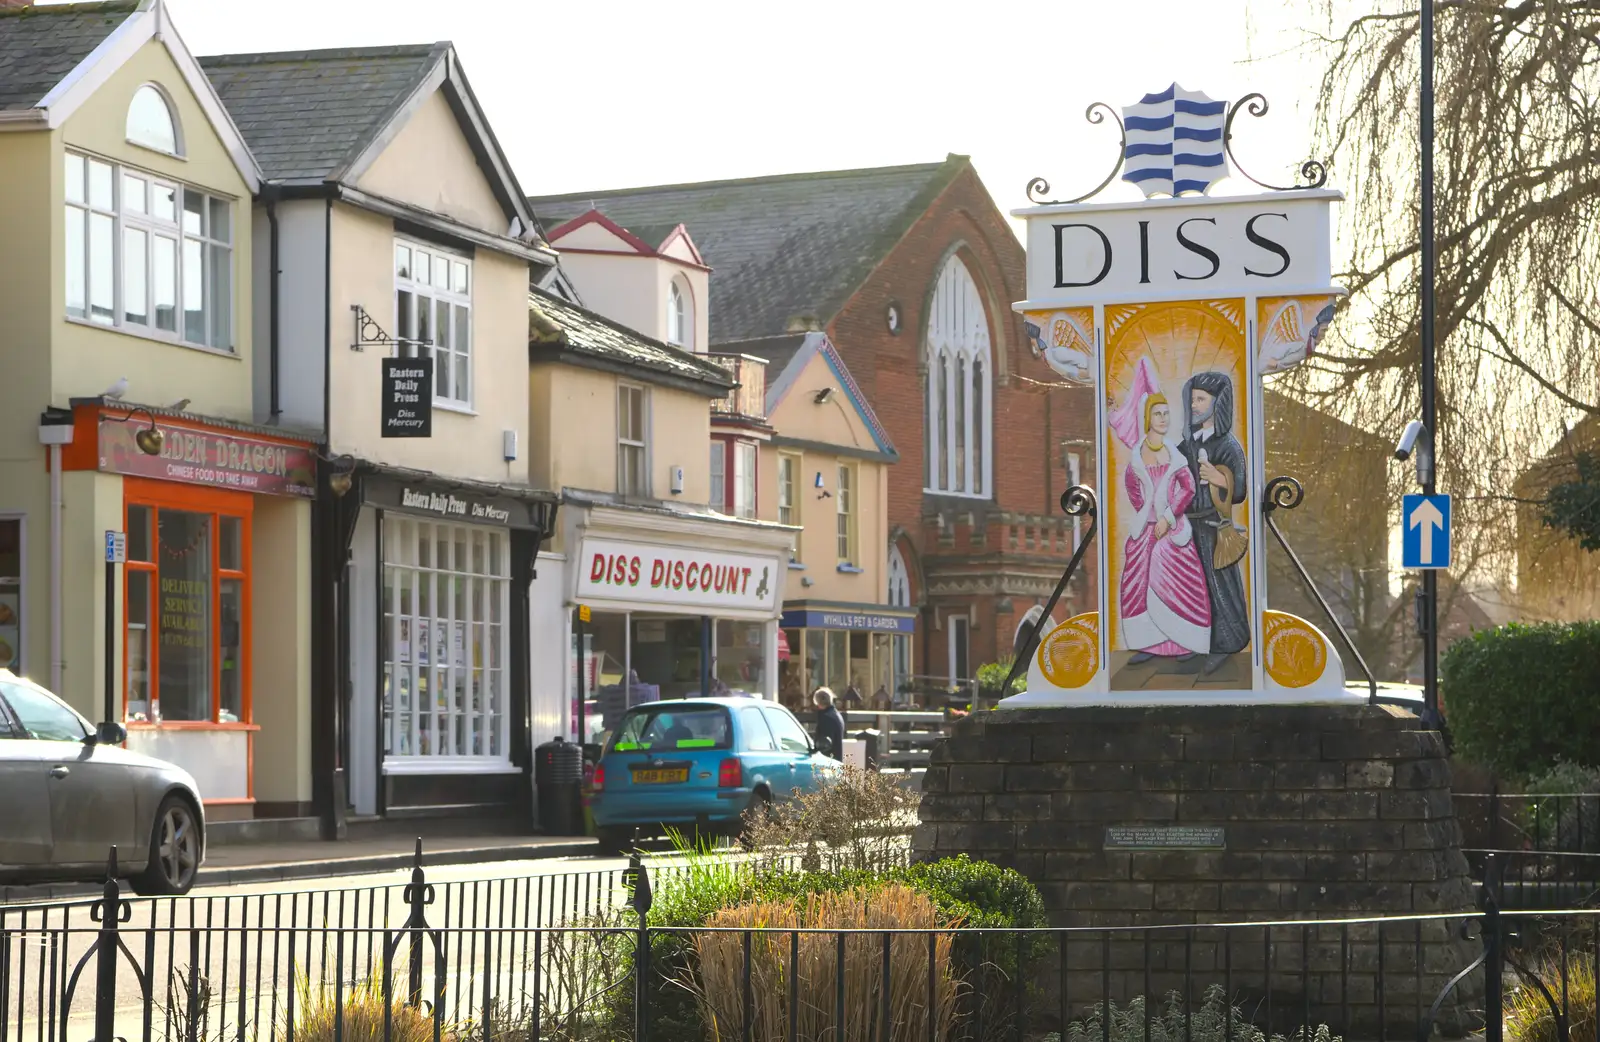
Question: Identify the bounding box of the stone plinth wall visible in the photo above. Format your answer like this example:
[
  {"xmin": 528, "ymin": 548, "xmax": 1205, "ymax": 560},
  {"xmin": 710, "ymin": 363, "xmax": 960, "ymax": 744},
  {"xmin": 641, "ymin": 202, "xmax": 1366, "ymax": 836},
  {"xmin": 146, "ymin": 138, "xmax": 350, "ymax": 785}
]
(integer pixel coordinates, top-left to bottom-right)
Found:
[{"xmin": 912, "ymin": 704, "xmax": 1481, "ymax": 1036}]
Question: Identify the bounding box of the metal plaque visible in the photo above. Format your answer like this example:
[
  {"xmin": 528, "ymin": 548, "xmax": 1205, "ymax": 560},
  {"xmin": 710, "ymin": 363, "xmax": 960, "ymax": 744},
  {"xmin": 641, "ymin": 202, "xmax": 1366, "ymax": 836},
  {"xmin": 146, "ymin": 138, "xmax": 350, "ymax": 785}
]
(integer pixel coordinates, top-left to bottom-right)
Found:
[{"xmin": 1104, "ymin": 825, "xmax": 1226, "ymax": 850}]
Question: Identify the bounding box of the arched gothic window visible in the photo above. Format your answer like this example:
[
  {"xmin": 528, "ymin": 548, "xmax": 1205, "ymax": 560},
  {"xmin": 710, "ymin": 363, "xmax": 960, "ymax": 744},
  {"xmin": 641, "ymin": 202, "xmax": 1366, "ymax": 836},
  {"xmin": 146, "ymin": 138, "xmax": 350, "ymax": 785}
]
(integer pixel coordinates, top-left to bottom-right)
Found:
[
  {"xmin": 127, "ymin": 85, "xmax": 181, "ymax": 155},
  {"xmin": 924, "ymin": 255, "xmax": 992, "ymax": 496},
  {"xmin": 667, "ymin": 278, "xmax": 693, "ymax": 348},
  {"xmin": 887, "ymin": 544, "xmax": 910, "ymax": 607}
]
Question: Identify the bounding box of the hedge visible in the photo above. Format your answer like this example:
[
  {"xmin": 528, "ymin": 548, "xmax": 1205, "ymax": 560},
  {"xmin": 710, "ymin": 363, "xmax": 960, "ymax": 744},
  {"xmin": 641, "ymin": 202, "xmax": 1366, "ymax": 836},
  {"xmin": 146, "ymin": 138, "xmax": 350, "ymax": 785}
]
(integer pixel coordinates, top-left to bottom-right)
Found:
[{"xmin": 1439, "ymin": 620, "xmax": 1600, "ymax": 778}]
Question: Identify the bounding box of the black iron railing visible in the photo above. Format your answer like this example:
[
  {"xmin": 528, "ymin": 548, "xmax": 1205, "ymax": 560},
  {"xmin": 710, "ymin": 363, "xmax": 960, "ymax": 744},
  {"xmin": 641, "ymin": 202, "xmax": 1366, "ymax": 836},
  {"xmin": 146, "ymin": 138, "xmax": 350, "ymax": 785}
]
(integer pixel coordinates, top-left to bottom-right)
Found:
[{"xmin": 4, "ymin": 847, "xmax": 1599, "ymax": 1042}]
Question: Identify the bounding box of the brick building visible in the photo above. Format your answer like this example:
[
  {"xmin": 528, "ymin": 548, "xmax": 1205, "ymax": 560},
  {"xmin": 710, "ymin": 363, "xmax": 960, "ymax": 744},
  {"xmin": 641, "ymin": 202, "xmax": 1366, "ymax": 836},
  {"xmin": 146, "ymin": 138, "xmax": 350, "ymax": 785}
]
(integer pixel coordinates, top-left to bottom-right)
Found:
[{"xmin": 532, "ymin": 155, "xmax": 1094, "ymax": 698}]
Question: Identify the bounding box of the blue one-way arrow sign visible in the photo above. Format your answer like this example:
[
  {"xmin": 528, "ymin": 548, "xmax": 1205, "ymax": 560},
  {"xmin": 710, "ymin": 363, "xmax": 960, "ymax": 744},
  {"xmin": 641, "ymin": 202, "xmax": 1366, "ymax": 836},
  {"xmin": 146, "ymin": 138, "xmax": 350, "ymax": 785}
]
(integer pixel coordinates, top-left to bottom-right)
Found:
[{"xmin": 1401, "ymin": 493, "xmax": 1451, "ymax": 570}]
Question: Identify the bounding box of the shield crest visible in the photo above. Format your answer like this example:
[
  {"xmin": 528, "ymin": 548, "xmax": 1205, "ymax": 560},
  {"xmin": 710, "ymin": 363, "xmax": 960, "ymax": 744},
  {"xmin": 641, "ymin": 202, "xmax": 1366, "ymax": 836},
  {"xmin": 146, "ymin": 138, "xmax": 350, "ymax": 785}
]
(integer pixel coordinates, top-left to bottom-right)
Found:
[{"xmin": 1122, "ymin": 84, "xmax": 1229, "ymax": 197}]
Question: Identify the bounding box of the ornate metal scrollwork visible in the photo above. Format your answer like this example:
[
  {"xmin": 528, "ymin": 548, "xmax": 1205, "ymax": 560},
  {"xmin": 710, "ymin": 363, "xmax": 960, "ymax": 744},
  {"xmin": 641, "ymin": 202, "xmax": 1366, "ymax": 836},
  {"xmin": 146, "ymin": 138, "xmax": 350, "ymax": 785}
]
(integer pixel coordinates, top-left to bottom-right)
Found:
[
  {"xmin": 351, "ymin": 304, "xmax": 427, "ymax": 352},
  {"xmin": 1224, "ymin": 93, "xmax": 1330, "ymax": 192},
  {"xmin": 1026, "ymin": 103, "xmax": 1127, "ymax": 205},
  {"xmin": 1263, "ymin": 475, "xmax": 1306, "ymax": 513},
  {"xmin": 998, "ymin": 485, "xmax": 1099, "ymax": 698}
]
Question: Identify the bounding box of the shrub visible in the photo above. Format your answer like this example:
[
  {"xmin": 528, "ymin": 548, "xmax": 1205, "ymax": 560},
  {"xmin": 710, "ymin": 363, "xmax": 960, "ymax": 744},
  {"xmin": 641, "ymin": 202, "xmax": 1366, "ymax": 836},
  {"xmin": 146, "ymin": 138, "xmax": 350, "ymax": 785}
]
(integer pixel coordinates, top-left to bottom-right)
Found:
[
  {"xmin": 743, "ymin": 764, "xmax": 918, "ymax": 873},
  {"xmin": 976, "ymin": 658, "xmax": 1026, "ymax": 700},
  {"xmin": 1521, "ymin": 761, "xmax": 1600, "ymax": 853},
  {"xmin": 1505, "ymin": 954, "xmax": 1597, "ymax": 1042},
  {"xmin": 1053, "ymin": 985, "xmax": 1343, "ymax": 1042},
  {"xmin": 1439, "ymin": 621, "xmax": 1600, "ymax": 778},
  {"xmin": 284, "ymin": 973, "xmax": 444, "ymax": 1042},
  {"xmin": 690, "ymin": 885, "xmax": 960, "ymax": 1041}
]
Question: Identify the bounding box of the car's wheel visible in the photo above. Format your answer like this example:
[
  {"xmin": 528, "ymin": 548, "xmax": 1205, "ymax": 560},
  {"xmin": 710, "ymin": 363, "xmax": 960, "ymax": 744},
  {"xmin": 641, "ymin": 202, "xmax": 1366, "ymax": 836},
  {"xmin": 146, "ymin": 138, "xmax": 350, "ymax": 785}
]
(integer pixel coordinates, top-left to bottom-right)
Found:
[
  {"xmin": 737, "ymin": 790, "xmax": 772, "ymax": 848},
  {"xmin": 595, "ymin": 826, "xmax": 633, "ymax": 857},
  {"xmin": 132, "ymin": 795, "xmax": 201, "ymax": 896}
]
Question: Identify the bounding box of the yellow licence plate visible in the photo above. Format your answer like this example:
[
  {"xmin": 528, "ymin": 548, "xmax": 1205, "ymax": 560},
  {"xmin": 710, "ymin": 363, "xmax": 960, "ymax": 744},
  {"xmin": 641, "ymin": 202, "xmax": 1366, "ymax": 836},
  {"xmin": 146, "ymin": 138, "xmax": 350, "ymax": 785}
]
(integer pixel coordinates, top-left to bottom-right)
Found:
[{"xmin": 632, "ymin": 768, "xmax": 688, "ymax": 784}]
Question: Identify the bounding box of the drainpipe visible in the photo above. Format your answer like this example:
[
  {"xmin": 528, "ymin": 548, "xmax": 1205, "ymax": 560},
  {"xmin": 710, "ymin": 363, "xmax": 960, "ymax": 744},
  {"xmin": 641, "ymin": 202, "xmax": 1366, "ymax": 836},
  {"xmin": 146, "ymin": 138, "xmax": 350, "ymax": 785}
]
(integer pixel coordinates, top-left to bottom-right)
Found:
[
  {"xmin": 38, "ymin": 414, "xmax": 74, "ymax": 694},
  {"xmin": 267, "ymin": 191, "xmax": 282, "ymax": 422}
]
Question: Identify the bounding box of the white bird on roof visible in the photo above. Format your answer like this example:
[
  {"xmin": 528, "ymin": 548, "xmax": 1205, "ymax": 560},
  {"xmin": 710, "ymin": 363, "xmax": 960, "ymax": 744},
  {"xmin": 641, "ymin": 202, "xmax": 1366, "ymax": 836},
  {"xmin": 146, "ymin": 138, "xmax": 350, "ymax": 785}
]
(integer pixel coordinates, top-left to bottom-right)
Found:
[{"xmin": 102, "ymin": 377, "xmax": 129, "ymax": 400}]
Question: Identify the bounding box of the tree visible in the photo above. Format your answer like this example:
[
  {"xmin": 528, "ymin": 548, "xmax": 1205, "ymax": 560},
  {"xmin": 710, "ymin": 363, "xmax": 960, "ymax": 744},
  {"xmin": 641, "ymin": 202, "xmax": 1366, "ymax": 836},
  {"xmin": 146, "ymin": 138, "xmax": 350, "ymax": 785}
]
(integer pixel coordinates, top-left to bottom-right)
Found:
[{"xmin": 1279, "ymin": 0, "xmax": 1600, "ymax": 619}]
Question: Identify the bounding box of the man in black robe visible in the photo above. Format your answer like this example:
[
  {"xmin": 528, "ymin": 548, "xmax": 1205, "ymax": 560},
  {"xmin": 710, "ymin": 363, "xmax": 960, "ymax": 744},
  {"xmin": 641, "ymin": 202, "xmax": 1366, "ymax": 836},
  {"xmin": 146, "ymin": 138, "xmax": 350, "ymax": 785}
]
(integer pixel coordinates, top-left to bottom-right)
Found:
[{"xmin": 1179, "ymin": 371, "xmax": 1250, "ymax": 673}]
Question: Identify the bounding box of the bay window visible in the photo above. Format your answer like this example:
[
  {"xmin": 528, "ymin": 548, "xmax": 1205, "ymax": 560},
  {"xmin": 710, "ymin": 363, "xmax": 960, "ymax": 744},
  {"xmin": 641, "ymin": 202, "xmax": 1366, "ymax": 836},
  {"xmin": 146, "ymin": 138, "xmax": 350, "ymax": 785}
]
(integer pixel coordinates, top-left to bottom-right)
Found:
[
  {"xmin": 65, "ymin": 152, "xmax": 233, "ymax": 350},
  {"xmin": 395, "ymin": 240, "xmax": 472, "ymax": 408}
]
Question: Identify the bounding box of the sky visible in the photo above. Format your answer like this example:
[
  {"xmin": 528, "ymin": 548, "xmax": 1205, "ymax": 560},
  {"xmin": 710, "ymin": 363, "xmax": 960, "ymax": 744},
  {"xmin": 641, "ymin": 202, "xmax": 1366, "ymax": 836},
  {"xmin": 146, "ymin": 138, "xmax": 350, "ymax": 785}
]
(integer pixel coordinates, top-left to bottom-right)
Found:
[{"xmin": 152, "ymin": 0, "xmax": 1332, "ymax": 229}]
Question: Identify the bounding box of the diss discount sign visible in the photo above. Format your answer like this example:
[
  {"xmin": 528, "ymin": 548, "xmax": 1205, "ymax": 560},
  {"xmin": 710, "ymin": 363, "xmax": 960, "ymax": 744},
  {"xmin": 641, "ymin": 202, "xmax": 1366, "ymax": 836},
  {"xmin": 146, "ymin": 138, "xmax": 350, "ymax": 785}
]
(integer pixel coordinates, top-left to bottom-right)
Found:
[{"xmin": 573, "ymin": 537, "xmax": 783, "ymax": 613}]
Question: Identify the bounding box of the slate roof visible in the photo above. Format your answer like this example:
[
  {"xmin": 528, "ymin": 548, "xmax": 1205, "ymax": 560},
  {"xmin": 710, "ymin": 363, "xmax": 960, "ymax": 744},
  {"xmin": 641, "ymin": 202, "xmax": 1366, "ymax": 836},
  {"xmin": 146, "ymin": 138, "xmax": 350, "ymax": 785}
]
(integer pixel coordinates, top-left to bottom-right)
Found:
[
  {"xmin": 0, "ymin": 1, "xmax": 139, "ymax": 111},
  {"xmin": 717, "ymin": 334, "xmax": 809, "ymax": 381},
  {"xmin": 529, "ymin": 156, "xmax": 967, "ymax": 344},
  {"xmin": 528, "ymin": 287, "xmax": 733, "ymax": 395},
  {"xmin": 198, "ymin": 44, "xmax": 445, "ymax": 182}
]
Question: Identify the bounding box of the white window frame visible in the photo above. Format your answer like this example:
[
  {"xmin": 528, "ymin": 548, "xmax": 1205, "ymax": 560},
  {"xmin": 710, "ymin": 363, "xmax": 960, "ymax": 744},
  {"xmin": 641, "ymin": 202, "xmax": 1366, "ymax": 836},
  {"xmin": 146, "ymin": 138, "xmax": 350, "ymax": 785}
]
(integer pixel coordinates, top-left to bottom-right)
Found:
[
  {"xmin": 667, "ymin": 279, "xmax": 689, "ymax": 346},
  {"xmin": 836, "ymin": 463, "xmax": 856, "ymax": 564},
  {"xmin": 733, "ymin": 441, "xmax": 757, "ymax": 519},
  {"xmin": 64, "ymin": 151, "xmax": 234, "ymax": 353},
  {"xmin": 381, "ymin": 516, "xmax": 513, "ymax": 773},
  {"xmin": 618, "ymin": 383, "xmax": 649, "ymax": 497},
  {"xmin": 924, "ymin": 256, "xmax": 993, "ymax": 498},
  {"xmin": 394, "ymin": 238, "xmax": 473, "ymax": 409},
  {"xmin": 777, "ymin": 452, "xmax": 801, "ymax": 561},
  {"xmin": 709, "ymin": 440, "xmax": 727, "ymax": 512},
  {"xmin": 126, "ymin": 83, "xmax": 183, "ymax": 157}
]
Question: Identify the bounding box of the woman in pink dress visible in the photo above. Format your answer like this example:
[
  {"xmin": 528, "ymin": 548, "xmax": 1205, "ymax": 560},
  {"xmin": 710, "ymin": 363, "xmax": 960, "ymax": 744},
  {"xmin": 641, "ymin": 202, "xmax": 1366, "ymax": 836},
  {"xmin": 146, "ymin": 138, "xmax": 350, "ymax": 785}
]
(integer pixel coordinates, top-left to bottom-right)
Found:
[{"xmin": 1113, "ymin": 360, "xmax": 1212, "ymax": 663}]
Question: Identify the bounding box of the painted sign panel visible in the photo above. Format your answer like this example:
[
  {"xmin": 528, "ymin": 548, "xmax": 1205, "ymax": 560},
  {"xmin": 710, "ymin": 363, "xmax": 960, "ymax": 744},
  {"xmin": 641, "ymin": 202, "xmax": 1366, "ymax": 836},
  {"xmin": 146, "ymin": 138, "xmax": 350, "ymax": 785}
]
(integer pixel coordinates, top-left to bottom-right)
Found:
[
  {"xmin": 1104, "ymin": 300, "xmax": 1252, "ymax": 690},
  {"xmin": 99, "ymin": 419, "xmax": 316, "ymax": 498},
  {"xmin": 575, "ymin": 537, "xmax": 783, "ymax": 614},
  {"xmin": 363, "ymin": 475, "xmax": 544, "ymax": 530}
]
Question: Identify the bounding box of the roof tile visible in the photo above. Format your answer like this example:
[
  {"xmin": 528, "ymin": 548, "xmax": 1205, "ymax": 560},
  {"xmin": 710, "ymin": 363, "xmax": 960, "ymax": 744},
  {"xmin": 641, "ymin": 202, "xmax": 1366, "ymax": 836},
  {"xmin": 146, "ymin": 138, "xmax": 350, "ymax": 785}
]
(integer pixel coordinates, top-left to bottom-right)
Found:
[
  {"xmin": 0, "ymin": 2, "xmax": 138, "ymax": 112},
  {"xmin": 529, "ymin": 287, "xmax": 732, "ymax": 393},
  {"xmin": 530, "ymin": 157, "xmax": 966, "ymax": 344}
]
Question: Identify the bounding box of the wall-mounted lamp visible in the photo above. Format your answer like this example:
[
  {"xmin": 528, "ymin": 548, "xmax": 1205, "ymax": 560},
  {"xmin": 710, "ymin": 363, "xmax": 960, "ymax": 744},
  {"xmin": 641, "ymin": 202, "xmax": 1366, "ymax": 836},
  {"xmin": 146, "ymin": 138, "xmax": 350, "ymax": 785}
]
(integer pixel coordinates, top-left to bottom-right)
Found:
[
  {"xmin": 105, "ymin": 406, "xmax": 165, "ymax": 457},
  {"xmin": 812, "ymin": 388, "xmax": 834, "ymax": 405},
  {"xmin": 814, "ymin": 471, "xmax": 832, "ymax": 500},
  {"xmin": 319, "ymin": 453, "xmax": 359, "ymax": 497}
]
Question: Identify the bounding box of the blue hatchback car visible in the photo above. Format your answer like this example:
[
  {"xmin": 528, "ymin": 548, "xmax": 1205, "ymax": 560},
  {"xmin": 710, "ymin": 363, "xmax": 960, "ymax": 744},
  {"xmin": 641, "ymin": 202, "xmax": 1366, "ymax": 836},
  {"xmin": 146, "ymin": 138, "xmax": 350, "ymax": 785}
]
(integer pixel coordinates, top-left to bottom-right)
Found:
[{"xmin": 590, "ymin": 697, "xmax": 840, "ymax": 853}]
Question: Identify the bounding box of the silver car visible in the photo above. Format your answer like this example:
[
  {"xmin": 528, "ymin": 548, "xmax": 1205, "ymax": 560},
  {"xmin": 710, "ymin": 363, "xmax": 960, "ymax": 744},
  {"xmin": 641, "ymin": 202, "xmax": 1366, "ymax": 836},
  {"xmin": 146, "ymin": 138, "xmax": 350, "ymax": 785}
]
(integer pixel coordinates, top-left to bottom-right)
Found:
[{"xmin": 0, "ymin": 670, "xmax": 205, "ymax": 894}]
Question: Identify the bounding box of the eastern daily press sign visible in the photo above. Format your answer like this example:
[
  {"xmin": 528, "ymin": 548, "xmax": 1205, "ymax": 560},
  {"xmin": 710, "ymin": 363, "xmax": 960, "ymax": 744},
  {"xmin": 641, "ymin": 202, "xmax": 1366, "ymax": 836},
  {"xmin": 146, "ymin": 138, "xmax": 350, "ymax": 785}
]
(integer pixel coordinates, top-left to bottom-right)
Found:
[
  {"xmin": 575, "ymin": 537, "xmax": 783, "ymax": 613},
  {"xmin": 381, "ymin": 357, "xmax": 433, "ymax": 438}
]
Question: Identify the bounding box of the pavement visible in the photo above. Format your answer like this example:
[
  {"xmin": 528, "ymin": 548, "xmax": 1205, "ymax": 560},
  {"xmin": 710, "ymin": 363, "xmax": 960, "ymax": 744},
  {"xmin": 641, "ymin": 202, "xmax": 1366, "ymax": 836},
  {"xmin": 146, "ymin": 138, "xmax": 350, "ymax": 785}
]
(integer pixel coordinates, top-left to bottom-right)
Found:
[{"xmin": 0, "ymin": 831, "xmax": 599, "ymax": 904}]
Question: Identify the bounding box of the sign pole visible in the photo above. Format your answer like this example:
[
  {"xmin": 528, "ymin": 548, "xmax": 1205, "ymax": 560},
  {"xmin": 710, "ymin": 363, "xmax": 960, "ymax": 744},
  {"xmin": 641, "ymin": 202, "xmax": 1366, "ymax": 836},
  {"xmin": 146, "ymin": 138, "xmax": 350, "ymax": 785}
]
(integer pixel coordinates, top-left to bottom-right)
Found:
[
  {"xmin": 103, "ymin": 531, "xmax": 125, "ymax": 724},
  {"xmin": 1419, "ymin": 0, "xmax": 1441, "ymax": 721},
  {"xmin": 575, "ymin": 605, "xmax": 588, "ymax": 746}
]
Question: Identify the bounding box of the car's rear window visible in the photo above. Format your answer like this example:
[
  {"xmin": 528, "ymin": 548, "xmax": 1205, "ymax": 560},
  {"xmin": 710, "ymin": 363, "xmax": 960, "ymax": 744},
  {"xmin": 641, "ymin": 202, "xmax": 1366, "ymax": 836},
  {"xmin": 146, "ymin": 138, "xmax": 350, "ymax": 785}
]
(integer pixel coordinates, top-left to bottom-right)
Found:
[{"xmin": 608, "ymin": 705, "xmax": 733, "ymax": 753}]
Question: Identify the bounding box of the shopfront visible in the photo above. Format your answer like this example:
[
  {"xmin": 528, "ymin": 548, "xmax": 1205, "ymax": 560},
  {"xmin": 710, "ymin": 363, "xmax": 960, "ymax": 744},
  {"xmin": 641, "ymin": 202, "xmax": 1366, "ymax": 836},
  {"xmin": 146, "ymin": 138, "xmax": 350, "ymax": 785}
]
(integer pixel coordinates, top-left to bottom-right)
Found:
[
  {"xmin": 62, "ymin": 404, "xmax": 317, "ymax": 819},
  {"xmin": 344, "ymin": 470, "xmax": 557, "ymax": 817},
  {"xmin": 562, "ymin": 503, "xmax": 791, "ymax": 743},
  {"xmin": 776, "ymin": 602, "xmax": 917, "ymax": 711}
]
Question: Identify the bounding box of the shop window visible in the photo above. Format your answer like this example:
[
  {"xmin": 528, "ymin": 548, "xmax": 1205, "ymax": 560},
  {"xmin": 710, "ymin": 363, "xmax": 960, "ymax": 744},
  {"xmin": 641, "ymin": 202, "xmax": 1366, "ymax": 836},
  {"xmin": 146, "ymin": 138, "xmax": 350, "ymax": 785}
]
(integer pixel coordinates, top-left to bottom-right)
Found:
[
  {"xmin": 618, "ymin": 384, "xmax": 649, "ymax": 496},
  {"xmin": 836, "ymin": 464, "xmax": 857, "ymax": 564},
  {"xmin": 122, "ymin": 495, "xmax": 250, "ymax": 725},
  {"xmin": 66, "ymin": 152, "xmax": 233, "ymax": 350},
  {"xmin": 733, "ymin": 442, "xmax": 757, "ymax": 519},
  {"xmin": 777, "ymin": 453, "xmax": 800, "ymax": 561},
  {"xmin": 0, "ymin": 519, "xmax": 21, "ymax": 673},
  {"xmin": 584, "ymin": 609, "xmax": 635, "ymax": 738},
  {"xmin": 382, "ymin": 518, "xmax": 510, "ymax": 764},
  {"xmin": 714, "ymin": 619, "xmax": 765, "ymax": 696},
  {"xmin": 394, "ymin": 239, "xmax": 472, "ymax": 407},
  {"xmin": 631, "ymin": 615, "xmax": 703, "ymax": 699}
]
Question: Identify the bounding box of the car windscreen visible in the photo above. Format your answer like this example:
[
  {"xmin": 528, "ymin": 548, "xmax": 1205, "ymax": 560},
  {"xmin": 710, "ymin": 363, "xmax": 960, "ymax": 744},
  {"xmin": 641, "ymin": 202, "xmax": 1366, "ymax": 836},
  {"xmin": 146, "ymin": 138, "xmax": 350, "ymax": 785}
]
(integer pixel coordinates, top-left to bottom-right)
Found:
[{"xmin": 608, "ymin": 705, "xmax": 733, "ymax": 753}]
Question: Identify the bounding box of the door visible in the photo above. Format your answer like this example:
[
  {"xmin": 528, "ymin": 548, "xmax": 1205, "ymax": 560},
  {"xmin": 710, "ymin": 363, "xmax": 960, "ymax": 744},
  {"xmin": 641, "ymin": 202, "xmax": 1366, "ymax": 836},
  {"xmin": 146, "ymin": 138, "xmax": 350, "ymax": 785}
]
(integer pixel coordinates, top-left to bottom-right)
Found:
[
  {"xmin": 762, "ymin": 706, "xmax": 816, "ymax": 796},
  {"xmin": 737, "ymin": 706, "xmax": 789, "ymax": 798},
  {"xmin": 0, "ymin": 701, "xmax": 51, "ymax": 866},
  {"xmin": 1, "ymin": 681, "xmax": 139, "ymax": 868},
  {"xmin": 948, "ymin": 615, "xmax": 970, "ymax": 690}
]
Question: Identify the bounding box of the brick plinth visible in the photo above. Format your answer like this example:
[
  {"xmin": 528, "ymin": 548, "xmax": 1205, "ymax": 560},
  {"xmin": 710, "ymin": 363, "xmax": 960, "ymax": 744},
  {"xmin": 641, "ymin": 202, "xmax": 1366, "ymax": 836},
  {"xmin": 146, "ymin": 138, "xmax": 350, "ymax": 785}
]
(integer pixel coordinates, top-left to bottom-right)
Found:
[{"xmin": 913, "ymin": 703, "xmax": 1481, "ymax": 1036}]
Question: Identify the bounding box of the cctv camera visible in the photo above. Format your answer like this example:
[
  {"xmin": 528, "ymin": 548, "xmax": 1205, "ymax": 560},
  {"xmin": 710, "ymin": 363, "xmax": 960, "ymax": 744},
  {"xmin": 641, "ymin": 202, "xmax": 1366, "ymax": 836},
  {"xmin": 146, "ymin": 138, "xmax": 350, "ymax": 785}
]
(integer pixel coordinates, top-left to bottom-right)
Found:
[{"xmin": 1394, "ymin": 420, "xmax": 1427, "ymax": 461}]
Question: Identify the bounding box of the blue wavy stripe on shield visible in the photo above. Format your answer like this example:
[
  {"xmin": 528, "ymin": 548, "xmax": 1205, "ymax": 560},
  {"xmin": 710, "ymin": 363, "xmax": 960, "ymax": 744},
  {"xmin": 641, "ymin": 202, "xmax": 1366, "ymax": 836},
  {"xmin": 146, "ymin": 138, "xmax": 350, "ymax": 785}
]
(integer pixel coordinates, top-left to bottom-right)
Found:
[
  {"xmin": 1138, "ymin": 83, "xmax": 1177, "ymax": 105},
  {"xmin": 1174, "ymin": 152, "xmax": 1227, "ymax": 167},
  {"xmin": 1175, "ymin": 98, "xmax": 1226, "ymax": 116},
  {"xmin": 1173, "ymin": 126, "xmax": 1222, "ymax": 142}
]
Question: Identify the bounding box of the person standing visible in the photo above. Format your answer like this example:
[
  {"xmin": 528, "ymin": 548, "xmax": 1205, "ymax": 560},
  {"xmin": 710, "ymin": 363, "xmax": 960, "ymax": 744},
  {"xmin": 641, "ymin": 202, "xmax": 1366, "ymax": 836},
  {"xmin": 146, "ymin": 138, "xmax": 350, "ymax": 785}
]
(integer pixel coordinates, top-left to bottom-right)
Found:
[
  {"xmin": 812, "ymin": 687, "xmax": 846, "ymax": 760},
  {"xmin": 1178, "ymin": 371, "xmax": 1250, "ymax": 673}
]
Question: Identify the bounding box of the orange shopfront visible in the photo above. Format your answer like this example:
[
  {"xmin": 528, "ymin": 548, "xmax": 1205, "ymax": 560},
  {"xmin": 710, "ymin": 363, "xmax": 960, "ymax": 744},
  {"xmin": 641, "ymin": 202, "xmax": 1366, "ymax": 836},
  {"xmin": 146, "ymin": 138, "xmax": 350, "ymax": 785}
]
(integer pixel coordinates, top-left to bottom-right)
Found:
[{"xmin": 63, "ymin": 403, "xmax": 316, "ymax": 820}]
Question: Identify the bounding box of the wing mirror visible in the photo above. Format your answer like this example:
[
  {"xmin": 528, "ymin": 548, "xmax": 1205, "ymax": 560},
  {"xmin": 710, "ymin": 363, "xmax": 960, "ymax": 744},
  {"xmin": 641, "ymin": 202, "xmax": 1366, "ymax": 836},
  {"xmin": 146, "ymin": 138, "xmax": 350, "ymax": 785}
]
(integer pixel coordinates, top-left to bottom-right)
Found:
[{"xmin": 91, "ymin": 721, "xmax": 128, "ymax": 746}]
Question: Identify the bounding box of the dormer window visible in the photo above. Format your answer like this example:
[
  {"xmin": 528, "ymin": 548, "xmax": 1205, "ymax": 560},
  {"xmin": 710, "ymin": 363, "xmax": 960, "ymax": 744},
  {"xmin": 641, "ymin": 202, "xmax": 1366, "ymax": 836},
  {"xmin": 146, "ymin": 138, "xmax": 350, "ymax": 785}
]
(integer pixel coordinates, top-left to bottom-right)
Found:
[
  {"xmin": 127, "ymin": 85, "xmax": 181, "ymax": 156},
  {"xmin": 667, "ymin": 278, "xmax": 693, "ymax": 348}
]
